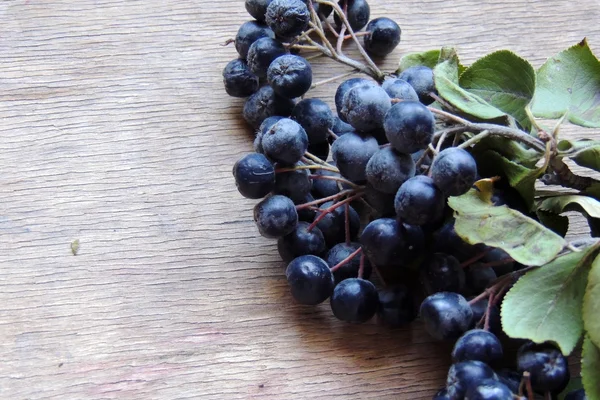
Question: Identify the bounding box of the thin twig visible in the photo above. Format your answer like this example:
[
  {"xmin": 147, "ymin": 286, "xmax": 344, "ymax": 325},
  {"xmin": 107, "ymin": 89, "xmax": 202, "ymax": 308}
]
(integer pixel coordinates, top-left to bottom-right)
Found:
[
  {"xmin": 458, "ymin": 130, "xmax": 490, "ymax": 149},
  {"xmin": 311, "ymin": 70, "xmax": 357, "ymax": 88}
]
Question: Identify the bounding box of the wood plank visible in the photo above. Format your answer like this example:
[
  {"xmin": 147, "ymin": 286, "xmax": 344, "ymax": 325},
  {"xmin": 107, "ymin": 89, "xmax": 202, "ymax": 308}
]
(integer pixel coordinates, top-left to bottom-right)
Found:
[{"xmin": 0, "ymin": 0, "xmax": 598, "ymax": 398}]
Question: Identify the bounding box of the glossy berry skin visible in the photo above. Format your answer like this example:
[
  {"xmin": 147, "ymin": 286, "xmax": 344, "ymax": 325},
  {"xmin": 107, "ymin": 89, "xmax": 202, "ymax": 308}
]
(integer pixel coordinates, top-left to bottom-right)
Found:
[
  {"xmin": 243, "ymin": 86, "xmax": 295, "ymax": 129},
  {"xmin": 295, "ymin": 193, "xmax": 317, "ymax": 223},
  {"xmin": 377, "ymin": 285, "xmax": 416, "ymax": 327},
  {"xmin": 466, "ymin": 264, "xmax": 497, "ymax": 294},
  {"xmin": 433, "ymin": 221, "xmax": 488, "ymax": 263},
  {"xmin": 247, "ymin": 37, "xmax": 287, "ymax": 78},
  {"xmin": 245, "ymin": 0, "xmax": 273, "ymax": 22},
  {"xmin": 255, "ymin": 116, "xmax": 285, "ymax": 154},
  {"xmin": 365, "ymin": 147, "xmax": 415, "ymax": 194},
  {"xmin": 420, "ymin": 292, "xmax": 473, "ymax": 341},
  {"xmin": 253, "ymin": 195, "xmax": 298, "ymax": 238},
  {"xmin": 315, "ymin": 200, "xmax": 360, "ymax": 247},
  {"xmin": 235, "ymin": 20, "xmax": 275, "ymax": 59},
  {"xmin": 222, "ymin": 58, "xmax": 260, "ymax": 98},
  {"xmin": 381, "ymin": 78, "xmax": 419, "ymax": 102},
  {"xmin": 517, "ymin": 342, "xmax": 570, "ymax": 394},
  {"xmin": 331, "ymin": 132, "xmax": 379, "ymax": 182},
  {"xmin": 363, "ymin": 17, "xmax": 401, "ymax": 56},
  {"xmin": 330, "ymin": 278, "xmax": 379, "ymax": 323},
  {"xmin": 431, "ymin": 147, "xmax": 478, "ymax": 197},
  {"xmin": 341, "ymin": 83, "xmax": 391, "ymax": 132},
  {"xmin": 564, "ymin": 389, "xmax": 588, "ymax": 400},
  {"xmin": 465, "ymin": 379, "xmax": 513, "ymax": 400},
  {"xmin": 233, "ymin": 152, "xmax": 275, "ymax": 199},
  {"xmin": 267, "ymin": 54, "xmax": 313, "ymax": 99},
  {"xmin": 334, "ymin": 77, "xmax": 375, "ymax": 120},
  {"xmin": 394, "ymin": 175, "xmax": 445, "ymax": 226},
  {"xmin": 446, "ymin": 360, "xmax": 497, "ymax": 400},
  {"xmin": 311, "ymin": 166, "xmax": 348, "ymax": 198},
  {"xmin": 496, "ymin": 369, "xmax": 522, "ymax": 394},
  {"xmin": 420, "ymin": 253, "xmax": 465, "ymax": 295},
  {"xmin": 273, "ymin": 164, "xmax": 312, "ymax": 202},
  {"xmin": 261, "ymin": 118, "xmax": 308, "ymax": 164},
  {"xmin": 433, "ymin": 388, "xmax": 451, "ymax": 400},
  {"xmin": 291, "ymin": 98, "xmax": 334, "ymax": 144},
  {"xmin": 483, "ymin": 248, "xmax": 515, "ymax": 277},
  {"xmin": 286, "ymin": 255, "xmax": 335, "ymax": 305},
  {"xmin": 451, "ymin": 329, "xmax": 503, "ymax": 365},
  {"xmin": 363, "ymin": 183, "xmax": 396, "ymax": 217},
  {"xmin": 360, "ymin": 218, "xmax": 407, "ymax": 267},
  {"xmin": 469, "ymin": 297, "xmax": 501, "ymax": 334},
  {"xmin": 265, "ymin": 0, "xmax": 310, "ymax": 39},
  {"xmin": 398, "ymin": 66, "xmax": 436, "ymax": 105},
  {"xmin": 278, "ymin": 222, "xmax": 326, "ymax": 262},
  {"xmin": 333, "ymin": 0, "xmax": 370, "ymax": 32},
  {"xmin": 331, "ymin": 116, "xmax": 356, "ymax": 139},
  {"xmin": 326, "ymin": 242, "xmax": 372, "ymax": 283},
  {"xmin": 384, "ymin": 101, "xmax": 435, "ymax": 153}
]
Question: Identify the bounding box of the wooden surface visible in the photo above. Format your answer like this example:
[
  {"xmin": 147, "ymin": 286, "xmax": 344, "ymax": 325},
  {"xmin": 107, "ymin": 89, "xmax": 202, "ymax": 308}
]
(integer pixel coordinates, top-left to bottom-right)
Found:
[{"xmin": 0, "ymin": 1, "xmax": 599, "ymax": 399}]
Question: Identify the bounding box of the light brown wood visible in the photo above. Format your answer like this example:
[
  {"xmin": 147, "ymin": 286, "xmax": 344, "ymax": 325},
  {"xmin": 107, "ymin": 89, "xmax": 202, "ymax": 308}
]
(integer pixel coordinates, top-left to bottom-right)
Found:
[{"xmin": 0, "ymin": 1, "xmax": 598, "ymax": 399}]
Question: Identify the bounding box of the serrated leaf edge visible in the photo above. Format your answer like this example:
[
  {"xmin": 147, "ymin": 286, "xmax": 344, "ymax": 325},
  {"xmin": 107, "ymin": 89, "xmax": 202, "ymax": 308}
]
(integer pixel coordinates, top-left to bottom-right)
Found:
[{"xmin": 501, "ymin": 242, "xmax": 600, "ymax": 355}]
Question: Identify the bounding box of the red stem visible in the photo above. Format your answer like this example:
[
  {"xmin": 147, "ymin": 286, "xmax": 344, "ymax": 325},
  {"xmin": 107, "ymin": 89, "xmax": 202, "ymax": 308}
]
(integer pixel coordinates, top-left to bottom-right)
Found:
[
  {"xmin": 296, "ymin": 189, "xmax": 355, "ymax": 210},
  {"xmin": 358, "ymin": 253, "xmax": 365, "ymax": 279},
  {"xmin": 307, "ymin": 193, "xmax": 363, "ymax": 231},
  {"xmin": 330, "ymin": 247, "xmax": 362, "ymax": 273},
  {"xmin": 344, "ymin": 202, "xmax": 350, "ymax": 245},
  {"xmin": 460, "ymin": 248, "xmax": 493, "ymax": 268}
]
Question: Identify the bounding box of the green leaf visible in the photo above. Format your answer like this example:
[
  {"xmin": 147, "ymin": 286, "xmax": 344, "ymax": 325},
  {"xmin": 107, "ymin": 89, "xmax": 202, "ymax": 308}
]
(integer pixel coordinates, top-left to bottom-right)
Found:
[
  {"xmin": 538, "ymin": 195, "xmax": 600, "ymax": 238},
  {"xmin": 475, "ymin": 150, "xmax": 544, "ymax": 210},
  {"xmin": 473, "ymin": 136, "xmax": 541, "ymax": 168},
  {"xmin": 459, "ymin": 50, "xmax": 536, "ymax": 131},
  {"xmin": 397, "ymin": 47, "xmax": 467, "ymax": 74},
  {"xmin": 558, "ymin": 139, "xmax": 600, "ymax": 171},
  {"xmin": 398, "ymin": 49, "xmax": 441, "ymax": 72},
  {"xmin": 448, "ymin": 186, "xmax": 568, "ymax": 266},
  {"xmin": 582, "ymin": 336, "xmax": 600, "ymax": 400},
  {"xmin": 433, "ymin": 54, "xmax": 508, "ymax": 122},
  {"xmin": 501, "ymin": 242, "xmax": 600, "ymax": 355},
  {"xmin": 585, "ymin": 183, "xmax": 600, "ymax": 202},
  {"xmin": 583, "ymin": 254, "xmax": 600, "ymax": 348},
  {"xmin": 537, "ymin": 210, "xmax": 569, "ymax": 237},
  {"xmin": 538, "ymin": 195, "xmax": 600, "ymax": 218},
  {"xmin": 531, "ymin": 39, "xmax": 600, "ymax": 128}
]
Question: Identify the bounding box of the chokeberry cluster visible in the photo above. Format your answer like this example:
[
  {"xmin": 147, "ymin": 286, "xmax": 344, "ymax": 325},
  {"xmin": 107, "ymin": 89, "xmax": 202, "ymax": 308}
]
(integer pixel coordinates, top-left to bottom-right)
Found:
[{"xmin": 223, "ymin": 1, "xmax": 590, "ymax": 399}]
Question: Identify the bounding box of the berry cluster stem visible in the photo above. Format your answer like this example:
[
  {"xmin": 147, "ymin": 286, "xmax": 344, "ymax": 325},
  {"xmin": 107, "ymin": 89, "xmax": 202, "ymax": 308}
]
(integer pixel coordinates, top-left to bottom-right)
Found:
[
  {"xmin": 330, "ymin": 246, "xmax": 362, "ymax": 273},
  {"xmin": 307, "ymin": 192, "xmax": 364, "ymax": 231}
]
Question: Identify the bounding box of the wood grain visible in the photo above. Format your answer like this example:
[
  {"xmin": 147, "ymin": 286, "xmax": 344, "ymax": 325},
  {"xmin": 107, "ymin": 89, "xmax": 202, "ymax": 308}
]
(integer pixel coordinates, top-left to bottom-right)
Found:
[{"xmin": 0, "ymin": 1, "xmax": 598, "ymax": 399}]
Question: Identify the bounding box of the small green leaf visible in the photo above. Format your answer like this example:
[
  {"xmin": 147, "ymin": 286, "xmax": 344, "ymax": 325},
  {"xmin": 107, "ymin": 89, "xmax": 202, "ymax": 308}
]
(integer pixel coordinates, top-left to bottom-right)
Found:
[
  {"xmin": 433, "ymin": 55, "xmax": 508, "ymax": 122},
  {"xmin": 398, "ymin": 49, "xmax": 441, "ymax": 72},
  {"xmin": 585, "ymin": 183, "xmax": 600, "ymax": 202},
  {"xmin": 558, "ymin": 139, "xmax": 600, "ymax": 171},
  {"xmin": 538, "ymin": 195, "xmax": 600, "ymax": 218},
  {"xmin": 538, "ymin": 195, "xmax": 600, "ymax": 238},
  {"xmin": 531, "ymin": 39, "xmax": 600, "ymax": 128},
  {"xmin": 459, "ymin": 50, "xmax": 536, "ymax": 130},
  {"xmin": 397, "ymin": 47, "xmax": 467, "ymax": 74},
  {"xmin": 537, "ymin": 210, "xmax": 569, "ymax": 237},
  {"xmin": 501, "ymin": 242, "xmax": 600, "ymax": 355},
  {"xmin": 583, "ymin": 254, "xmax": 600, "ymax": 348},
  {"xmin": 448, "ymin": 187, "xmax": 568, "ymax": 266},
  {"xmin": 582, "ymin": 336, "xmax": 600, "ymax": 399},
  {"xmin": 475, "ymin": 150, "xmax": 543, "ymax": 210},
  {"xmin": 71, "ymin": 239, "xmax": 80, "ymax": 256},
  {"xmin": 473, "ymin": 136, "xmax": 541, "ymax": 168}
]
